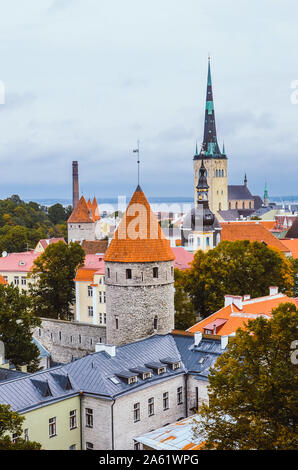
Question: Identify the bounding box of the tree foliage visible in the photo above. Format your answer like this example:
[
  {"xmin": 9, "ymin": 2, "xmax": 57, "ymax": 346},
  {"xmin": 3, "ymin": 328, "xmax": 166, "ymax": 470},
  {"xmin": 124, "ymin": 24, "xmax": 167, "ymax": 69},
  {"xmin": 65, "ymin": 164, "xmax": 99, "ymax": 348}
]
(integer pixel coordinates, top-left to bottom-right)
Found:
[
  {"xmin": 0, "ymin": 404, "xmax": 41, "ymax": 450},
  {"xmin": 193, "ymin": 302, "xmax": 298, "ymax": 450},
  {"xmin": 29, "ymin": 241, "xmax": 85, "ymax": 320},
  {"xmin": 0, "ymin": 284, "xmax": 41, "ymax": 372},
  {"xmin": 0, "ymin": 195, "xmax": 70, "ymax": 252},
  {"xmin": 174, "ymin": 268, "xmax": 197, "ymax": 330},
  {"xmin": 185, "ymin": 240, "xmax": 294, "ymax": 318}
]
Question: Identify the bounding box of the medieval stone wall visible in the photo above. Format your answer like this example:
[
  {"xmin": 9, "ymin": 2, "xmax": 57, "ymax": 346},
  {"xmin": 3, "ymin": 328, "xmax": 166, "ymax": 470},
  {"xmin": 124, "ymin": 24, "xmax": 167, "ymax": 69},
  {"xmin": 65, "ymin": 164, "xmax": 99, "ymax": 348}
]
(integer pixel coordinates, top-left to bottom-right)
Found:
[{"xmin": 33, "ymin": 318, "xmax": 106, "ymax": 364}]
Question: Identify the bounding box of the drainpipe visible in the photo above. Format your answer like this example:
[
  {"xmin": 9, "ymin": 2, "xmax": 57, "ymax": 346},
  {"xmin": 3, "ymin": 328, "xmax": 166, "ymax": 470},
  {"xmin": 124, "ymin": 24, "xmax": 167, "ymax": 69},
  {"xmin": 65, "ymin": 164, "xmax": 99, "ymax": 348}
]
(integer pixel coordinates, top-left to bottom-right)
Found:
[
  {"xmin": 79, "ymin": 392, "xmax": 83, "ymax": 450},
  {"xmin": 111, "ymin": 399, "xmax": 116, "ymax": 450},
  {"xmin": 184, "ymin": 374, "xmax": 188, "ymax": 418}
]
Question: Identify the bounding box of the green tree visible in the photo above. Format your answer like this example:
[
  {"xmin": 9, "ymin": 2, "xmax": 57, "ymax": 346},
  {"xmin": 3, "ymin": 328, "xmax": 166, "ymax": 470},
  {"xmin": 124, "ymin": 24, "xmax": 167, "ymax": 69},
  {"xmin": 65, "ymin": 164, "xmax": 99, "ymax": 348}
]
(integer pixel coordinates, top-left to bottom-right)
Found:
[
  {"xmin": 174, "ymin": 268, "xmax": 197, "ymax": 330},
  {"xmin": 29, "ymin": 241, "xmax": 85, "ymax": 320},
  {"xmin": 0, "ymin": 284, "xmax": 41, "ymax": 372},
  {"xmin": 193, "ymin": 302, "xmax": 298, "ymax": 450},
  {"xmin": 0, "ymin": 404, "xmax": 41, "ymax": 450},
  {"xmin": 186, "ymin": 241, "xmax": 293, "ymax": 318},
  {"xmin": 48, "ymin": 203, "xmax": 67, "ymax": 225},
  {"xmin": 292, "ymin": 258, "xmax": 298, "ymax": 297}
]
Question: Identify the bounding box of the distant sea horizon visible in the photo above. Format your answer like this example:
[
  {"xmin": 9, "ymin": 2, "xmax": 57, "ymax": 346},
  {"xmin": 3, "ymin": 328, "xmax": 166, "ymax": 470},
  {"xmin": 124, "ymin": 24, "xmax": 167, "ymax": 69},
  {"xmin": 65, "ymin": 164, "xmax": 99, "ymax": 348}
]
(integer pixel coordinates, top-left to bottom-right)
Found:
[{"xmin": 22, "ymin": 195, "xmax": 298, "ymax": 207}]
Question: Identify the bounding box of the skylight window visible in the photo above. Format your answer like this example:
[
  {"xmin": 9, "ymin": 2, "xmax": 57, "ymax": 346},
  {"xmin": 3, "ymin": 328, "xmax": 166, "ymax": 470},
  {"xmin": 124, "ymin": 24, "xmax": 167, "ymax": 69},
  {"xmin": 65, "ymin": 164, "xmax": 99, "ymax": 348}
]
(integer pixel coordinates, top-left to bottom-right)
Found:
[{"xmin": 109, "ymin": 377, "xmax": 120, "ymax": 385}]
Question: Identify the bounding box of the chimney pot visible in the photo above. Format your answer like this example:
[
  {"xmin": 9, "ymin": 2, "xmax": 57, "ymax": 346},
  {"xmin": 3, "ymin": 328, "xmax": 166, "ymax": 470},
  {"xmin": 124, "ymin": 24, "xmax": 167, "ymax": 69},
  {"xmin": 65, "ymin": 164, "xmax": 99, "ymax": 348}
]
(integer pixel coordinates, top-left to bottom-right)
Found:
[
  {"xmin": 95, "ymin": 343, "xmax": 116, "ymax": 357},
  {"xmin": 269, "ymin": 286, "xmax": 278, "ymax": 296},
  {"xmin": 221, "ymin": 335, "xmax": 229, "ymax": 350},
  {"xmin": 194, "ymin": 332, "xmax": 202, "ymax": 346}
]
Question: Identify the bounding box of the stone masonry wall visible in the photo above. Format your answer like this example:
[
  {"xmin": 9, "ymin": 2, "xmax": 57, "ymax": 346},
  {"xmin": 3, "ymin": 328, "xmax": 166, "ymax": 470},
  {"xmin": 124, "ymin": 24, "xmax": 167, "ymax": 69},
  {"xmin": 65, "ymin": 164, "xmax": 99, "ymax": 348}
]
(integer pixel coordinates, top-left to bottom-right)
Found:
[
  {"xmin": 33, "ymin": 318, "xmax": 106, "ymax": 364},
  {"xmin": 105, "ymin": 261, "xmax": 175, "ymax": 346}
]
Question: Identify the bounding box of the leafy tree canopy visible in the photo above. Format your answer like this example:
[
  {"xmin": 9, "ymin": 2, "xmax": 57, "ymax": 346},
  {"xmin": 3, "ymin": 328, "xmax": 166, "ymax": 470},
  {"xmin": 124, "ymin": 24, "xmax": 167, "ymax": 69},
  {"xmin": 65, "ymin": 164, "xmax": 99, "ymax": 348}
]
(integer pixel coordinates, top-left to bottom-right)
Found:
[
  {"xmin": 174, "ymin": 268, "xmax": 197, "ymax": 330},
  {"xmin": 193, "ymin": 302, "xmax": 298, "ymax": 450},
  {"xmin": 0, "ymin": 404, "xmax": 41, "ymax": 450},
  {"xmin": 29, "ymin": 241, "xmax": 85, "ymax": 320},
  {"xmin": 185, "ymin": 240, "xmax": 294, "ymax": 318},
  {"xmin": 0, "ymin": 284, "xmax": 41, "ymax": 372}
]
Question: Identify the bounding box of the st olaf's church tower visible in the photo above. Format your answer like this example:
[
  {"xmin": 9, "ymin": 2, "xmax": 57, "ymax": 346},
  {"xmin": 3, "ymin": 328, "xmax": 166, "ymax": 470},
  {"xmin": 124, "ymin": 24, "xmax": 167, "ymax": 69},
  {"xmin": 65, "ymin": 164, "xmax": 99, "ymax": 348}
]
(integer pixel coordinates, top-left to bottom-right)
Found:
[{"xmin": 193, "ymin": 58, "xmax": 228, "ymax": 214}]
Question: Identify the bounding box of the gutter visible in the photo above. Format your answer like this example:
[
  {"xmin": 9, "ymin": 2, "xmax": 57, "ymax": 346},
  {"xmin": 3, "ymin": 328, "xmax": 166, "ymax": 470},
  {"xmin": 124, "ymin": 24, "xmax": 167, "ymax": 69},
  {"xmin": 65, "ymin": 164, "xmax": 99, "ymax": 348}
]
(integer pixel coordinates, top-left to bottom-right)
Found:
[
  {"xmin": 111, "ymin": 399, "xmax": 115, "ymax": 450},
  {"xmin": 79, "ymin": 392, "xmax": 83, "ymax": 451},
  {"xmin": 184, "ymin": 374, "xmax": 188, "ymax": 418}
]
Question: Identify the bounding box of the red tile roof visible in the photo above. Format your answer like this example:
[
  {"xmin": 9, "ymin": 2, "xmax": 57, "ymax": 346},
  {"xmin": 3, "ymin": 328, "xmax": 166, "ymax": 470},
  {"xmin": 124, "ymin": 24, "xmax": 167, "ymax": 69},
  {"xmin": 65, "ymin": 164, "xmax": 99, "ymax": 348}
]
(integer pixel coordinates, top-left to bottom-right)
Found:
[
  {"xmin": 104, "ymin": 186, "xmax": 175, "ymax": 263},
  {"xmin": 172, "ymin": 247, "xmax": 194, "ymax": 270},
  {"xmin": 36, "ymin": 238, "xmax": 66, "ymax": 250},
  {"xmin": 221, "ymin": 222, "xmax": 290, "ymax": 253},
  {"xmin": 189, "ymin": 293, "xmax": 298, "ymax": 336},
  {"xmin": 67, "ymin": 196, "xmax": 94, "ymax": 224},
  {"xmin": 81, "ymin": 240, "xmax": 108, "ymax": 255},
  {"xmin": 280, "ymin": 239, "xmax": 298, "ymax": 259},
  {"xmin": 0, "ymin": 251, "xmax": 40, "ymax": 273}
]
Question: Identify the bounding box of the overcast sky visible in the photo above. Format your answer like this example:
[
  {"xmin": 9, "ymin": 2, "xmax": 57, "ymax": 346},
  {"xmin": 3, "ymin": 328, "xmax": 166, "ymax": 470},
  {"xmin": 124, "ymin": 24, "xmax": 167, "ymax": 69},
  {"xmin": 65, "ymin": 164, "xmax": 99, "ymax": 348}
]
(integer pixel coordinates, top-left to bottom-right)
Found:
[{"xmin": 0, "ymin": 0, "xmax": 297, "ymax": 201}]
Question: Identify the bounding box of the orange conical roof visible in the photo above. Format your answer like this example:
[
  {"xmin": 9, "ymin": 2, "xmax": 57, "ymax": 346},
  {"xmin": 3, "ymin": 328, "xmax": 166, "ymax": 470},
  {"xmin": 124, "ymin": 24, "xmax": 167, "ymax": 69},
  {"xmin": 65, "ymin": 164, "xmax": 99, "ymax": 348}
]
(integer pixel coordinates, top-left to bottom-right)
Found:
[
  {"xmin": 67, "ymin": 196, "xmax": 93, "ymax": 223},
  {"xmin": 91, "ymin": 197, "xmax": 101, "ymax": 221},
  {"xmin": 104, "ymin": 186, "xmax": 175, "ymax": 263},
  {"xmin": 0, "ymin": 274, "xmax": 7, "ymax": 285}
]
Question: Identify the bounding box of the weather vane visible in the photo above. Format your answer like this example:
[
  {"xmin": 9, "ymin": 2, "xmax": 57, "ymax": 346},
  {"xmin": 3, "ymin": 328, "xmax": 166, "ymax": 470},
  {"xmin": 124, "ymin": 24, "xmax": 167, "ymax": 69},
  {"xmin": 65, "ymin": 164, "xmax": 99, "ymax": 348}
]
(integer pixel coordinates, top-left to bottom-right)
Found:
[{"xmin": 133, "ymin": 140, "xmax": 140, "ymax": 186}]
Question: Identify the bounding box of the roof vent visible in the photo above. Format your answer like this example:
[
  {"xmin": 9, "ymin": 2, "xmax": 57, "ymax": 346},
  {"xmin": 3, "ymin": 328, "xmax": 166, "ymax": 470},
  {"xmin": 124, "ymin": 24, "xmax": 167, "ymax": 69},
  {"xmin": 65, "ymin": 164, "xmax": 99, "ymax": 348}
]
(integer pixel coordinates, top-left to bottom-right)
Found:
[{"xmin": 221, "ymin": 336, "xmax": 229, "ymax": 350}]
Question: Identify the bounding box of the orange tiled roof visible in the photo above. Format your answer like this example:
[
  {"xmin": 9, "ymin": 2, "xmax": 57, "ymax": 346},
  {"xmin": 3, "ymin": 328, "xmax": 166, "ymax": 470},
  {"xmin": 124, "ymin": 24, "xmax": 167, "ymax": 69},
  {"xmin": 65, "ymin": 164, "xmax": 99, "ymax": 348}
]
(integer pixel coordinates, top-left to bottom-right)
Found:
[
  {"xmin": 280, "ymin": 239, "xmax": 298, "ymax": 259},
  {"xmin": 91, "ymin": 197, "xmax": 101, "ymax": 221},
  {"xmin": 0, "ymin": 274, "xmax": 7, "ymax": 285},
  {"xmin": 104, "ymin": 186, "xmax": 175, "ymax": 263},
  {"xmin": 221, "ymin": 223, "xmax": 290, "ymax": 253},
  {"xmin": 81, "ymin": 240, "xmax": 108, "ymax": 255},
  {"xmin": 74, "ymin": 268, "xmax": 98, "ymax": 282},
  {"xmin": 189, "ymin": 294, "xmax": 298, "ymax": 336},
  {"xmin": 68, "ymin": 196, "xmax": 94, "ymax": 224}
]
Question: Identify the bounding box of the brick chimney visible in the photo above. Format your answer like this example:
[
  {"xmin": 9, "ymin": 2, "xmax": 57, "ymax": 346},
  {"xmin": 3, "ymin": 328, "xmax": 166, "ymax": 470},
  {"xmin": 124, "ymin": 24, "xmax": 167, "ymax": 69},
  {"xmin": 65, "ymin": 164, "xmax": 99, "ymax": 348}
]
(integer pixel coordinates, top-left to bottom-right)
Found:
[{"xmin": 72, "ymin": 161, "xmax": 79, "ymax": 209}]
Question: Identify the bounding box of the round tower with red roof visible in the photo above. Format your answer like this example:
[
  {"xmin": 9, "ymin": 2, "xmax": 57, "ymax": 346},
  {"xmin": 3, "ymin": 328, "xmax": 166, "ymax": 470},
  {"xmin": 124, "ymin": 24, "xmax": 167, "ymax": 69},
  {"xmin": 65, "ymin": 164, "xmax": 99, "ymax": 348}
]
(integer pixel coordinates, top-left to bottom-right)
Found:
[{"xmin": 104, "ymin": 185, "xmax": 175, "ymax": 346}]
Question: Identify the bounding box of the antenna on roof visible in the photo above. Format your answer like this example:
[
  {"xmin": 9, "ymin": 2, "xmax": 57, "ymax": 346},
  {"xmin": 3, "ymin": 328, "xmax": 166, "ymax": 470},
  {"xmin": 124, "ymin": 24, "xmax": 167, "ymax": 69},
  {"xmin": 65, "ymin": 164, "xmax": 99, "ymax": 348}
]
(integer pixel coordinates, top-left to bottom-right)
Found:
[{"xmin": 133, "ymin": 140, "xmax": 140, "ymax": 187}]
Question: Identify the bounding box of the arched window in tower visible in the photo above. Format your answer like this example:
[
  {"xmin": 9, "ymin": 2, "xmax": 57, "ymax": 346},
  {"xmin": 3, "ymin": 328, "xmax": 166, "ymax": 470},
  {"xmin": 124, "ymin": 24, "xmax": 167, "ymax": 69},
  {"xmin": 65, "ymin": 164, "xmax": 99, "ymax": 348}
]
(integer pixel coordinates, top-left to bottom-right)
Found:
[
  {"xmin": 188, "ymin": 234, "xmax": 194, "ymax": 246},
  {"xmin": 153, "ymin": 267, "xmax": 159, "ymax": 278},
  {"xmin": 249, "ymin": 202, "xmax": 252, "ymax": 209},
  {"xmin": 235, "ymin": 202, "xmax": 238, "ymax": 209},
  {"xmin": 126, "ymin": 268, "xmax": 132, "ymax": 279},
  {"xmin": 216, "ymin": 169, "xmax": 218, "ymax": 177},
  {"xmin": 229, "ymin": 202, "xmax": 231, "ymax": 210},
  {"xmin": 107, "ymin": 267, "xmax": 110, "ymax": 278},
  {"xmin": 242, "ymin": 202, "xmax": 245, "ymax": 209},
  {"xmin": 154, "ymin": 316, "xmax": 158, "ymax": 330},
  {"xmin": 222, "ymin": 169, "xmax": 224, "ymax": 177}
]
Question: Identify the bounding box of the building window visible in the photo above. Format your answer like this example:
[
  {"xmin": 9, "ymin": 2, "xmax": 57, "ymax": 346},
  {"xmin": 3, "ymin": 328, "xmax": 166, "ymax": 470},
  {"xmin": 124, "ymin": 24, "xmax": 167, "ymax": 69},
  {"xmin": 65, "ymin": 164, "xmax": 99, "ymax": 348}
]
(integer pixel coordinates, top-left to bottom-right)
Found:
[
  {"xmin": 153, "ymin": 267, "xmax": 159, "ymax": 278},
  {"xmin": 86, "ymin": 442, "xmax": 94, "ymax": 450},
  {"xmin": 49, "ymin": 417, "xmax": 57, "ymax": 437},
  {"xmin": 249, "ymin": 202, "xmax": 252, "ymax": 209},
  {"xmin": 154, "ymin": 316, "xmax": 158, "ymax": 330},
  {"xmin": 115, "ymin": 317, "xmax": 119, "ymax": 329},
  {"xmin": 59, "ymin": 331, "xmax": 62, "ymax": 341},
  {"xmin": 163, "ymin": 392, "xmax": 169, "ymax": 410},
  {"xmin": 206, "ymin": 237, "xmax": 210, "ymax": 247},
  {"xmin": 148, "ymin": 398, "xmax": 154, "ymax": 417},
  {"xmin": 103, "ymin": 292, "xmax": 106, "ymax": 303},
  {"xmin": 243, "ymin": 201, "xmax": 245, "ymax": 209},
  {"xmin": 197, "ymin": 237, "xmax": 200, "ymax": 247},
  {"xmin": 21, "ymin": 276, "xmax": 26, "ymax": 285},
  {"xmin": 107, "ymin": 268, "xmax": 110, "ymax": 278},
  {"xmin": 188, "ymin": 234, "xmax": 194, "ymax": 246},
  {"xmin": 229, "ymin": 202, "xmax": 231, "ymax": 210},
  {"xmin": 99, "ymin": 313, "xmax": 103, "ymax": 324},
  {"xmin": 126, "ymin": 269, "xmax": 132, "ymax": 279},
  {"xmin": 104, "ymin": 313, "xmax": 106, "ymax": 325},
  {"xmin": 133, "ymin": 403, "xmax": 140, "ymax": 422},
  {"xmin": 177, "ymin": 387, "xmax": 183, "ymax": 405},
  {"xmin": 99, "ymin": 292, "xmax": 102, "ymax": 303},
  {"xmin": 79, "ymin": 334, "xmax": 81, "ymax": 343},
  {"xmin": 88, "ymin": 286, "xmax": 93, "ymax": 297},
  {"xmin": 88, "ymin": 306, "xmax": 93, "ymax": 317},
  {"xmin": 85, "ymin": 408, "xmax": 93, "ymax": 428},
  {"xmin": 134, "ymin": 441, "xmax": 141, "ymax": 450},
  {"xmin": 235, "ymin": 202, "xmax": 238, "ymax": 209},
  {"xmin": 70, "ymin": 410, "xmax": 77, "ymax": 430},
  {"xmin": 14, "ymin": 276, "xmax": 19, "ymax": 285},
  {"xmin": 171, "ymin": 266, "xmax": 174, "ymax": 277},
  {"xmin": 24, "ymin": 429, "xmax": 29, "ymax": 442}
]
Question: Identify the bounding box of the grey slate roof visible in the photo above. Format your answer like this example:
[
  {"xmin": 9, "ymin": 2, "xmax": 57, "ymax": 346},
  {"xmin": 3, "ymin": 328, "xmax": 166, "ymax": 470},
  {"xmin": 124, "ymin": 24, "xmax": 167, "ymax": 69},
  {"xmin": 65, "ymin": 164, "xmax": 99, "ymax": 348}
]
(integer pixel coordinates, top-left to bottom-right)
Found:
[
  {"xmin": 0, "ymin": 368, "xmax": 28, "ymax": 383},
  {"xmin": 0, "ymin": 334, "xmax": 224, "ymax": 413},
  {"xmin": 228, "ymin": 185, "xmax": 254, "ymax": 200}
]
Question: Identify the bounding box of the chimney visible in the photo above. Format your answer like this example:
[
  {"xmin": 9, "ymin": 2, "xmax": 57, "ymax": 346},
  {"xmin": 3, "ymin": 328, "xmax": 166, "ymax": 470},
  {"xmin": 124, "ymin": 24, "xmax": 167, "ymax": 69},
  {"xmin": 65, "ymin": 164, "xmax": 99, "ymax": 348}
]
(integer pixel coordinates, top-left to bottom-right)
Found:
[
  {"xmin": 194, "ymin": 332, "xmax": 202, "ymax": 347},
  {"xmin": 95, "ymin": 344, "xmax": 116, "ymax": 357},
  {"xmin": 269, "ymin": 286, "xmax": 278, "ymax": 296},
  {"xmin": 224, "ymin": 295, "xmax": 243, "ymax": 310},
  {"xmin": 72, "ymin": 161, "xmax": 79, "ymax": 209},
  {"xmin": 243, "ymin": 295, "xmax": 251, "ymax": 301},
  {"xmin": 221, "ymin": 335, "xmax": 229, "ymax": 350}
]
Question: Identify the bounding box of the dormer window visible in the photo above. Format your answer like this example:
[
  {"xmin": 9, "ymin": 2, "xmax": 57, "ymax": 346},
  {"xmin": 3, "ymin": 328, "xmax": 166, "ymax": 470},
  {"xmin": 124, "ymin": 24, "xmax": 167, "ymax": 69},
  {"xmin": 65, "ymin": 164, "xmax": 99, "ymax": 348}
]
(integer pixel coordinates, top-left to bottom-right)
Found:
[
  {"xmin": 171, "ymin": 362, "xmax": 181, "ymax": 370},
  {"xmin": 128, "ymin": 376, "xmax": 138, "ymax": 385},
  {"xmin": 145, "ymin": 362, "xmax": 167, "ymax": 375},
  {"xmin": 157, "ymin": 366, "xmax": 166, "ymax": 374},
  {"xmin": 160, "ymin": 358, "xmax": 181, "ymax": 370},
  {"xmin": 142, "ymin": 372, "xmax": 152, "ymax": 380}
]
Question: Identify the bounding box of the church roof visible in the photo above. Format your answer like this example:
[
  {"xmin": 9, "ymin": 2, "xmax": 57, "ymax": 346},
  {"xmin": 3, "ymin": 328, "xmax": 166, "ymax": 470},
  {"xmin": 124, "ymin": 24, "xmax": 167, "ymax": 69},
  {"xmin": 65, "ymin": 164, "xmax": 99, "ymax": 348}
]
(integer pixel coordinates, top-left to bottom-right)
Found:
[
  {"xmin": 104, "ymin": 186, "xmax": 175, "ymax": 263},
  {"xmin": 228, "ymin": 185, "xmax": 254, "ymax": 201},
  {"xmin": 67, "ymin": 196, "xmax": 94, "ymax": 224}
]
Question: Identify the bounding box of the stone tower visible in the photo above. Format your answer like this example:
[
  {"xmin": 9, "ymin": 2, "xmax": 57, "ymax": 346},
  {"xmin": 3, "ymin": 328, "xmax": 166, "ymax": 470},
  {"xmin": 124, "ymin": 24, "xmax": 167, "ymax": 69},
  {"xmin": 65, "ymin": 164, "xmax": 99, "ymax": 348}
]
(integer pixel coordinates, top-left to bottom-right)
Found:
[
  {"xmin": 182, "ymin": 159, "xmax": 221, "ymax": 251},
  {"xmin": 104, "ymin": 185, "xmax": 175, "ymax": 346},
  {"xmin": 194, "ymin": 58, "xmax": 228, "ymax": 213},
  {"xmin": 264, "ymin": 182, "xmax": 269, "ymax": 207},
  {"xmin": 67, "ymin": 195, "xmax": 101, "ymax": 242}
]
